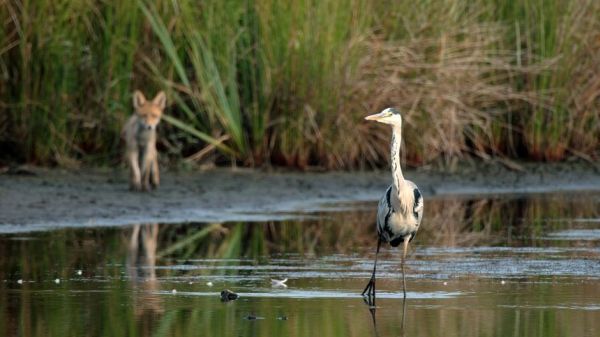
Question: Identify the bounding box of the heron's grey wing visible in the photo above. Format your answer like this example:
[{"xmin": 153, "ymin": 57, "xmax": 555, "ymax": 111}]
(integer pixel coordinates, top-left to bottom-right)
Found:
[
  {"xmin": 376, "ymin": 185, "xmax": 393, "ymax": 239},
  {"xmin": 413, "ymin": 186, "xmax": 424, "ymax": 226}
]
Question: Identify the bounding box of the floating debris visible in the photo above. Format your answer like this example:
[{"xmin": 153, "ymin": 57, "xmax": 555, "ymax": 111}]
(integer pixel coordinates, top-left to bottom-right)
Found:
[
  {"xmin": 443, "ymin": 281, "xmax": 448, "ymax": 286},
  {"xmin": 206, "ymin": 281, "xmax": 213, "ymax": 287},
  {"xmin": 17, "ymin": 279, "xmax": 23, "ymax": 284},
  {"xmin": 220, "ymin": 289, "xmax": 239, "ymax": 302},
  {"xmin": 271, "ymin": 278, "xmax": 288, "ymax": 288},
  {"xmin": 188, "ymin": 281, "xmax": 193, "ymax": 285},
  {"xmin": 277, "ymin": 315, "xmax": 288, "ymax": 321},
  {"xmin": 501, "ymin": 280, "xmax": 506, "ymax": 285},
  {"xmin": 54, "ymin": 278, "xmax": 60, "ymax": 284},
  {"xmin": 77, "ymin": 270, "xmax": 83, "ymax": 276},
  {"xmin": 172, "ymin": 289, "xmax": 177, "ymax": 294}
]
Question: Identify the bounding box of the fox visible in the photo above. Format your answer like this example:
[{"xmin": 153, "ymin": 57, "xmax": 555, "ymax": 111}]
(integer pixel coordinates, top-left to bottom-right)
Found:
[{"xmin": 122, "ymin": 90, "xmax": 166, "ymax": 191}]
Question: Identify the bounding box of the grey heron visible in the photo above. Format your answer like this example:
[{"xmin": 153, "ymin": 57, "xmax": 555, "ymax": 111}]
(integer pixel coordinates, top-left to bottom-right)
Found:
[{"xmin": 362, "ymin": 108, "xmax": 424, "ymax": 299}]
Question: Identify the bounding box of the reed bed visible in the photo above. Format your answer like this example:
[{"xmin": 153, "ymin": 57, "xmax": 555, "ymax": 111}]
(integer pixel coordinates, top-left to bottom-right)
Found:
[{"xmin": 1, "ymin": 0, "xmax": 598, "ymax": 168}]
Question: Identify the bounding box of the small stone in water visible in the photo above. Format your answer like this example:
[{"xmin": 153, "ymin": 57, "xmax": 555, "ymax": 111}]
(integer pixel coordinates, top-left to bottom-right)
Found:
[
  {"xmin": 54, "ymin": 278, "xmax": 60, "ymax": 284},
  {"xmin": 220, "ymin": 289, "xmax": 239, "ymax": 302}
]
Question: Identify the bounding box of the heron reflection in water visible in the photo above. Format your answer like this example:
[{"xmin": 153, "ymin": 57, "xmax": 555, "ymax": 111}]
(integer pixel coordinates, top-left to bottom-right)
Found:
[{"xmin": 367, "ymin": 297, "xmax": 407, "ymax": 337}]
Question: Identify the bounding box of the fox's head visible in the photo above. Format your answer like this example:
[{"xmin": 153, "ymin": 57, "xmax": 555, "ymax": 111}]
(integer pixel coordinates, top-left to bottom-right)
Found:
[{"xmin": 133, "ymin": 90, "xmax": 166, "ymax": 131}]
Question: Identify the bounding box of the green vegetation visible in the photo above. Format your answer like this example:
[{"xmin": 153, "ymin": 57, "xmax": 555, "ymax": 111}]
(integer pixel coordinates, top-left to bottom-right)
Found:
[{"xmin": 1, "ymin": 0, "xmax": 598, "ymax": 168}]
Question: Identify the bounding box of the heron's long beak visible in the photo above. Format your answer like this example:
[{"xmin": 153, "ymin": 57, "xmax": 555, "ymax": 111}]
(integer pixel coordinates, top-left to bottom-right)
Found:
[{"xmin": 365, "ymin": 111, "xmax": 386, "ymax": 121}]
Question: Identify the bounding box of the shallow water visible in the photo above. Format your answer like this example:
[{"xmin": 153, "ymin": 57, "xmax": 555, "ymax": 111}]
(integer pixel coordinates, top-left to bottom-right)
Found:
[{"xmin": 1, "ymin": 193, "xmax": 599, "ymax": 337}]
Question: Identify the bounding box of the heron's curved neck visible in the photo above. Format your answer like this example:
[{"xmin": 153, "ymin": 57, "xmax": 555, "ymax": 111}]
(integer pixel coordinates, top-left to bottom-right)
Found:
[{"xmin": 390, "ymin": 125, "xmax": 405, "ymax": 189}]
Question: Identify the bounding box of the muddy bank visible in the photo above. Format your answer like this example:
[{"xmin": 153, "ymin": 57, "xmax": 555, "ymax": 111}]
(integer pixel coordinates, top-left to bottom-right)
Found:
[{"xmin": 0, "ymin": 163, "xmax": 599, "ymax": 233}]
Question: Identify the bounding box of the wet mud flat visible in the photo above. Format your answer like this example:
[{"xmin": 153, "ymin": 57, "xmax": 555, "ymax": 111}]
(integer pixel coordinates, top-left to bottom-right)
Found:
[{"xmin": 1, "ymin": 163, "xmax": 599, "ymax": 233}]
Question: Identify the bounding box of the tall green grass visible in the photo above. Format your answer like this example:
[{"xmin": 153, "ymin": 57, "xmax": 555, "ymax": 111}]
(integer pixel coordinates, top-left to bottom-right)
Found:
[
  {"xmin": 1, "ymin": 0, "xmax": 598, "ymax": 168},
  {"xmin": 489, "ymin": 0, "xmax": 600, "ymax": 161}
]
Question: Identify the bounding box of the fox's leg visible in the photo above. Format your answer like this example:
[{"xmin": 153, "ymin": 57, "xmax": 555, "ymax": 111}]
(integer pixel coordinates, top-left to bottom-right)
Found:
[
  {"xmin": 141, "ymin": 148, "xmax": 153, "ymax": 191},
  {"xmin": 150, "ymin": 154, "xmax": 160, "ymax": 189},
  {"xmin": 128, "ymin": 149, "xmax": 142, "ymax": 191}
]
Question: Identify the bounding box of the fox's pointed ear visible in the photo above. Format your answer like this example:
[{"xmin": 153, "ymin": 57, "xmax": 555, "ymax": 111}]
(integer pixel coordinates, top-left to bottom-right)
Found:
[
  {"xmin": 133, "ymin": 91, "xmax": 146, "ymax": 109},
  {"xmin": 152, "ymin": 91, "xmax": 167, "ymax": 110}
]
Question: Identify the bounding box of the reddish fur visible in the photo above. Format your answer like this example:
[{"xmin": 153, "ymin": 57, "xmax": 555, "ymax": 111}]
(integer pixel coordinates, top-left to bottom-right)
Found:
[{"xmin": 122, "ymin": 90, "xmax": 166, "ymax": 191}]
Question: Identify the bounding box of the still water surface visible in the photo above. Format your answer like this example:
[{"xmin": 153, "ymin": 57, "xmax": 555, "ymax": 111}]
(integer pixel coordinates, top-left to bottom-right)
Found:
[{"xmin": 1, "ymin": 193, "xmax": 599, "ymax": 337}]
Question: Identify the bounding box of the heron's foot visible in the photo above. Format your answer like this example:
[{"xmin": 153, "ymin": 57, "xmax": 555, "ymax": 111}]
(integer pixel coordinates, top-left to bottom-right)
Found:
[{"xmin": 362, "ymin": 277, "xmax": 376, "ymax": 299}]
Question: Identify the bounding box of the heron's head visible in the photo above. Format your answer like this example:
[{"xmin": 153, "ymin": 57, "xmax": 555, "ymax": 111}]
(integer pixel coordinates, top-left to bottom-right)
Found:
[{"xmin": 365, "ymin": 108, "xmax": 402, "ymax": 126}]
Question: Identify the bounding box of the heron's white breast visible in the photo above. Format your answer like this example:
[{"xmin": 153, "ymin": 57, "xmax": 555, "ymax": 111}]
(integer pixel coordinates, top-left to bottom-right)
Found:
[{"xmin": 388, "ymin": 211, "xmax": 419, "ymax": 236}]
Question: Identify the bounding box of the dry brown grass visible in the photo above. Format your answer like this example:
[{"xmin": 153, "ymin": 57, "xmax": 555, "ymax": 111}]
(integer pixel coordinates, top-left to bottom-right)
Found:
[
  {"xmin": 557, "ymin": 3, "xmax": 600, "ymax": 158},
  {"xmin": 347, "ymin": 24, "xmax": 543, "ymax": 168}
]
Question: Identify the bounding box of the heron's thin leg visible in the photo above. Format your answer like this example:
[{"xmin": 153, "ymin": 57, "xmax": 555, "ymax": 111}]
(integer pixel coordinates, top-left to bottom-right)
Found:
[
  {"xmin": 362, "ymin": 238, "xmax": 382, "ymax": 299},
  {"xmin": 401, "ymin": 237, "xmax": 410, "ymax": 298},
  {"xmin": 400, "ymin": 296, "xmax": 407, "ymax": 335}
]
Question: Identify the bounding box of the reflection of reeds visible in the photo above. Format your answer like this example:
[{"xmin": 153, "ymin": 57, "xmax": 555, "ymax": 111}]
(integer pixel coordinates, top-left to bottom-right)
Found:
[
  {"xmin": 423, "ymin": 194, "xmax": 600, "ymax": 248},
  {"xmin": 420, "ymin": 199, "xmax": 503, "ymax": 247},
  {"xmin": 154, "ymin": 194, "xmax": 600, "ymax": 260},
  {"xmin": 156, "ymin": 211, "xmax": 377, "ymax": 260}
]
